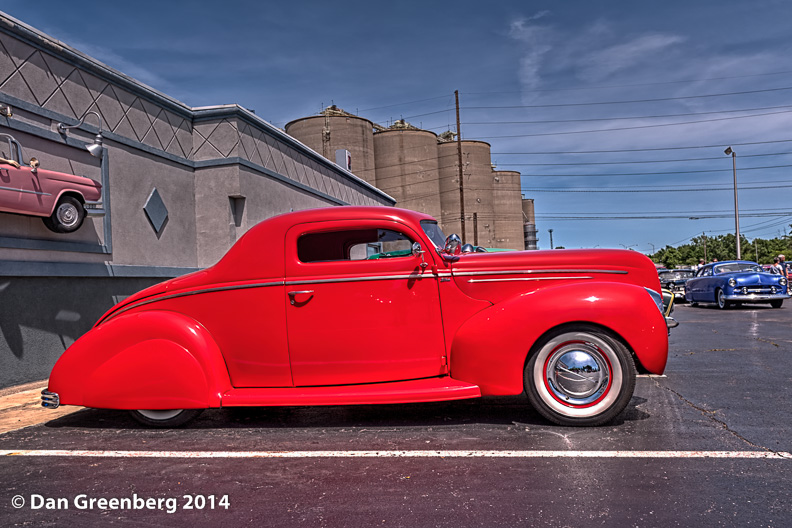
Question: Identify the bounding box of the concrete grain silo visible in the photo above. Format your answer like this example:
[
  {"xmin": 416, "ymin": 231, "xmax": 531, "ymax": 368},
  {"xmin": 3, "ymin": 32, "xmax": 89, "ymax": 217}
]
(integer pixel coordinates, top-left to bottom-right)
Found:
[
  {"xmin": 438, "ymin": 139, "xmax": 495, "ymax": 246},
  {"xmin": 373, "ymin": 120, "xmax": 441, "ymax": 219},
  {"xmin": 285, "ymin": 106, "xmax": 377, "ymax": 185},
  {"xmin": 522, "ymin": 198, "xmax": 538, "ymax": 250},
  {"xmin": 492, "ymin": 170, "xmax": 525, "ymax": 250}
]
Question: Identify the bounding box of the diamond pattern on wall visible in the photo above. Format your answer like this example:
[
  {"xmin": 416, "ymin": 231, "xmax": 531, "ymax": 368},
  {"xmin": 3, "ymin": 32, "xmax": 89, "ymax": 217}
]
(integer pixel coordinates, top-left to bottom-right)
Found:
[
  {"xmin": 0, "ymin": 29, "xmax": 382, "ymax": 207},
  {"xmin": 143, "ymin": 188, "xmax": 169, "ymax": 234}
]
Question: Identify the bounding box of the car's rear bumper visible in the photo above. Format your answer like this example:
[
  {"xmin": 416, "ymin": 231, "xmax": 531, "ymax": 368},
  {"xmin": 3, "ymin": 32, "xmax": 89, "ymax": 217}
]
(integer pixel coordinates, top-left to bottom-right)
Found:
[{"xmin": 41, "ymin": 390, "xmax": 60, "ymax": 409}]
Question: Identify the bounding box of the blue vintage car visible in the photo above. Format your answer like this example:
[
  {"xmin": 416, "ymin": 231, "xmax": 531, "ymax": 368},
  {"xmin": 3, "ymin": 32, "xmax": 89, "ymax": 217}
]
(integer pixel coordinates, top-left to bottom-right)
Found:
[{"xmin": 685, "ymin": 260, "xmax": 789, "ymax": 309}]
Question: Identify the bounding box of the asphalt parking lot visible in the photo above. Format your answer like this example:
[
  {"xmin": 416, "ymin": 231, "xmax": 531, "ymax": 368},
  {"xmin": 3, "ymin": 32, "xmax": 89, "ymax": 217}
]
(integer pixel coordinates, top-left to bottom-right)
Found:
[{"xmin": 2, "ymin": 302, "xmax": 791, "ymax": 527}]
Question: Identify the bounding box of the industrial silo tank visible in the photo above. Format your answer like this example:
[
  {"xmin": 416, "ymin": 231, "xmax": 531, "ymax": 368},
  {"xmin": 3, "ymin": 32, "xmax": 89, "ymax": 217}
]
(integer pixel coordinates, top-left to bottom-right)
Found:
[
  {"xmin": 373, "ymin": 126, "xmax": 440, "ymax": 219},
  {"xmin": 492, "ymin": 170, "xmax": 525, "ymax": 250},
  {"xmin": 437, "ymin": 140, "xmax": 495, "ymax": 246},
  {"xmin": 285, "ymin": 108, "xmax": 376, "ymax": 185}
]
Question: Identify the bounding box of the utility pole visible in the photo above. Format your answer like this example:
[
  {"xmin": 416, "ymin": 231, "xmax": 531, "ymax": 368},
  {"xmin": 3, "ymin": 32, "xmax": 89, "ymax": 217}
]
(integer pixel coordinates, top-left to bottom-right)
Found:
[
  {"xmin": 455, "ymin": 90, "xmax": 466, "ymax": 242},
  {"xmin": 549, "ymin": 229, "xmax": 554, "ymax": 250},
  {"xmin": 703, "ymin": 232, "xmax": 707, "ymax": 262},
  {"xmin": 725, "ymin": 147, "xmax": 741, "ymax": 259},
  {"xmin": 473, "ymin": 212, "xmax": 478, "ymax": 246}
]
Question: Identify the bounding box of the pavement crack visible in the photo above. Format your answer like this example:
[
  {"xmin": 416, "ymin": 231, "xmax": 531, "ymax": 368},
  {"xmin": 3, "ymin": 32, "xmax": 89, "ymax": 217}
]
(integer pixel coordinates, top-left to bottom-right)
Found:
[
  {"xmin": 649, "ymin": 376, "xmax": 782, "ymax": 455},
  {"xmin": 754, "ymin": 337, "xmax": 780, "ymax": 347}
]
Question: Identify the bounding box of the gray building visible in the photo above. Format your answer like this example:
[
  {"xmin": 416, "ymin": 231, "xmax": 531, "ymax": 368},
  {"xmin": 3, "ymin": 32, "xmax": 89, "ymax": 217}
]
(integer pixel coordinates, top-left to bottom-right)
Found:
[{"xmin": 0, "ymin": 13, "xmax": 393, "ymax": 388}]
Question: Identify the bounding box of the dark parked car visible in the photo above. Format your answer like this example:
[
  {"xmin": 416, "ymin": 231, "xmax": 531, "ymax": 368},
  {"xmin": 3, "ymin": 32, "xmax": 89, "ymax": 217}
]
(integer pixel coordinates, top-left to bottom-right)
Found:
[
  {"xmin": 684, "ymin": 260, "xmax": 789, "ymax": 309},
  {"xmin": 658, "ymin": 269, "xmax": 695, "ymax": 301}
]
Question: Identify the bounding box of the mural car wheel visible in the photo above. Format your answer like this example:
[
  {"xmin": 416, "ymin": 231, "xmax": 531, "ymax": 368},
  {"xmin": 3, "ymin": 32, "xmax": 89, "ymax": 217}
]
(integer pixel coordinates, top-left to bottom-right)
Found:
[
  {"xmin": 771, "ymin": 300, "xmax": 783, "ymax": 308},
  {"xmin": 43, "ymin": 196, "xmax": 86, "ymax": 233},
  {"xmin": 129, "ymin": 409, "xmax": 204, "ymax": 428},
  {"xmin": 525, "ymin": 326, "xmax": 636, "ymax": 427}
]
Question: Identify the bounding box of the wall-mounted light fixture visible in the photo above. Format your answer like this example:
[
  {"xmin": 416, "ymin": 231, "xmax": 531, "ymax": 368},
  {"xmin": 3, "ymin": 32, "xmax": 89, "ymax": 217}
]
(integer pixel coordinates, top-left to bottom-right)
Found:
[{"xmin": 58, "ymin": 110, "xmax": 104, "ymax": 158}]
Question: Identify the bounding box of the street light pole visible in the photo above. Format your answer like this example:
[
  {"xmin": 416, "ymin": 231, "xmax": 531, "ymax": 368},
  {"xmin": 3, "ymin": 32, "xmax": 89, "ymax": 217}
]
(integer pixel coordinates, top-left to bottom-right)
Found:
[
  {"xmin": 548, "ymin": 229, "xmax": 554, "ymax": 250},
  {"xmin": 725, "ymin": 147, "xmax": 741, "ymax": 259}
]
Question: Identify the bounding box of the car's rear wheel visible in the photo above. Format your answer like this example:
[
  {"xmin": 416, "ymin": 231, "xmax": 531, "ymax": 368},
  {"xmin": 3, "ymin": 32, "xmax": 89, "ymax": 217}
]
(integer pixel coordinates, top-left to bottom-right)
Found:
[
  {"xmin": 716, "ymin": 288, "xmax": 730, "ymax": 310},
  {"xmin": 129, "ymin": 409, "xmax": 203, "ymax": 428},
  {"xmin": 42, "ymin": 195, "xmax": 86, "ymax": 233},
  {"xmin": 770, "ymin": 300, "xmax": 783, "ymax": 308},
  {"xmin": 525, "ymin": 326, "xmax": 636, "ymax": 427}
]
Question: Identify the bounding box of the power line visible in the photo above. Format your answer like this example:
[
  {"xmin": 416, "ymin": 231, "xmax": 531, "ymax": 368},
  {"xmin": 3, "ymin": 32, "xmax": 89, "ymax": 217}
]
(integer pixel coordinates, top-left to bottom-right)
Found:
[
  {"xmin": 492, "ymin": 139, "xmax": 792, "ymax": 155},
  {"xmin": 463, "ymin": 104, "xmax": 792, "ymax": 126},
  {"xmin": 523, "ymin": 184, "xmax": 792, "ymax": 193},
  {"xmin": 496, "ymin": 151, "xmax": 792, "ymax": 166},
  {"xmin": 473, "ymin": 109, "xmax": 792, "ymax": 140},
  {"xmin": 519, "ymin": 164, "xmax": 792, "ymax": 178},
  {"xmin": 462, "ymin": 69, "xmax": 792, "ymax": 95},
  {"xmin": 534, "ymin": 213, "xmax": 792, "ymax": 220},
  {"xmin": 457, "ymin": 85, "xmax": 792, "ymax": 111}
]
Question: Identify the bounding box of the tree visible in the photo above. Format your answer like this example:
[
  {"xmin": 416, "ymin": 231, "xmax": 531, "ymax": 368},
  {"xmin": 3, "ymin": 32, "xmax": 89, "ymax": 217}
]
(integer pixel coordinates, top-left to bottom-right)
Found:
[{"xmin": 649, "ymin": 233, "xmax": 792, "ymax": 267}]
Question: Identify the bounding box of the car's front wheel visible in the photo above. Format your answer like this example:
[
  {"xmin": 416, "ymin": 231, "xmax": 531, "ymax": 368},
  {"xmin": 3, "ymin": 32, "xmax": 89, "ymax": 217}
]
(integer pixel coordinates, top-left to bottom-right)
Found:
[
  {"xmin": 770, "ymin": 300, "xmax": 783, "ymax": 308},
  {"xmin": 716, "ymin": 288, "xmax": 730, "ymax": 310},
  {"xmin": 525, "ymin": 326, "xmax": 636, "ymax": 427},
  {"xmin": 42, "ymin": 195, "xmax": 86, "ymax": 233},
  {"xmin": 129, "ymin": 409, "xmax": 203, "ymax": 428}
]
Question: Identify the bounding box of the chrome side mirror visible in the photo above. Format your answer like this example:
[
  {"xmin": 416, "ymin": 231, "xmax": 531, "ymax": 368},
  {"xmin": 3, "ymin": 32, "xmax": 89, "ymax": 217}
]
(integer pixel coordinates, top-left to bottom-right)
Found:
[
  {"xmin": 412, "ymin": 242, "xmax": 428, "ymax": 269},
  {"xmin": 443, "ymin": 234, "xmax": 461, "ymax": 256},
  {"xmin": 461, "ymin": 243, "xmax": 475, "ymax": 253},
  {"xmin": 29, "ymin": 157, "xmax": 39, "ymax": 174}
]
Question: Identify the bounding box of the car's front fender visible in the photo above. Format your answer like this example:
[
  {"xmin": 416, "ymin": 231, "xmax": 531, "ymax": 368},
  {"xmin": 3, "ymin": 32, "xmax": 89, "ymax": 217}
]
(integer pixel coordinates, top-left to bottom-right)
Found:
[
  {"xmin": 449, "ymin": 281, "xmax": 668, "ymax": 395},
  {"xmin": 48, "ymin": 310, "xmax": 232, "ymax": 409}
]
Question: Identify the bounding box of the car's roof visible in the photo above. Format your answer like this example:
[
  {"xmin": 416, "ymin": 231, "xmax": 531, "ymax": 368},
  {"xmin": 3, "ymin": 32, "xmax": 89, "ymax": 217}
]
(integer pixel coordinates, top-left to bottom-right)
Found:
[
  {"xmin": 711, "ymin": 260, "xmax": 760, "ymax": 266},
  {"xmin": 267, "ymin": 206, "xmax": 436, "ymax": 226}
]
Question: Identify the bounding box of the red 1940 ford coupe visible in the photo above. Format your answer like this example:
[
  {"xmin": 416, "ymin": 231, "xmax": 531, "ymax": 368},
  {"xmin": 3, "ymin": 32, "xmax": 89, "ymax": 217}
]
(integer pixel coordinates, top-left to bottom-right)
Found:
[{"xmin": 43, "ymin": 206, "xmax": 673, "ymax": 427}]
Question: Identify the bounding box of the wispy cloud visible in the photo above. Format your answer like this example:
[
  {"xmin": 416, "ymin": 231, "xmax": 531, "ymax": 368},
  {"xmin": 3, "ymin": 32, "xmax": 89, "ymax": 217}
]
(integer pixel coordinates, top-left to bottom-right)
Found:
[
  {"xmin": 577, "ymin": 34, "xmax": 687, "ymax": 81},
  {"xmin": 507, "ymin": 13, "xmax": 556, "ymax": 89}
]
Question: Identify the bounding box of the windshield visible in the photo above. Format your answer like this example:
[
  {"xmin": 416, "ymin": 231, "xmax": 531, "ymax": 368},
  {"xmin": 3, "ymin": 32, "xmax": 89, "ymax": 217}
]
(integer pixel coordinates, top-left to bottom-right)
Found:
[
  {"xmin": 421, "ymin": 220, "xmax": 446, "ymax": 249},
  {"xmin": 713, "ymin": 263, "xmax": 763, "ymax": 274}
]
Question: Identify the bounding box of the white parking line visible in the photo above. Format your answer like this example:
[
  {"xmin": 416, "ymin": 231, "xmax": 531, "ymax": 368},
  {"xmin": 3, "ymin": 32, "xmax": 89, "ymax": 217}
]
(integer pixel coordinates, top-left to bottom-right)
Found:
[{"xmin": 1, "ymin": 449, "xmax": 790, "ymax": 459}]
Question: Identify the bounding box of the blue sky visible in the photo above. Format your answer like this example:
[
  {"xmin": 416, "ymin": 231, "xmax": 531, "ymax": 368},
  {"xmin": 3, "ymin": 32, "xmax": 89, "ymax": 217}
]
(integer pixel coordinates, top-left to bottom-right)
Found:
[{"xmin": 5, "ymin": 1, "xmax": 792, "ymax": 253}]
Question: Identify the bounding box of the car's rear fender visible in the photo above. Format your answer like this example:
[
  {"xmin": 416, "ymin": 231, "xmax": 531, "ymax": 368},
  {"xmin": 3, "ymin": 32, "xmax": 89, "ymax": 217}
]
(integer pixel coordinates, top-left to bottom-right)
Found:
[
  {"xmin": 48, "ymin": 310, "xmax": 232, "ymax": 409},
  {"xmin": 449, "ymin": 281, "xmax": 669, "ymax": 395}
]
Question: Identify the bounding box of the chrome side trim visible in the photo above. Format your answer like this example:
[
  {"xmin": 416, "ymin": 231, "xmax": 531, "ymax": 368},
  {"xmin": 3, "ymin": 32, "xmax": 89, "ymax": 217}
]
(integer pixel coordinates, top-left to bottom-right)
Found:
[
  {"xmin": 467, "ymin": 276, "xmax": 593, "ymax": 283},
  {"xmin": 0, "ymin": 185, "xmax": 51, "ymax": 196},
  {"xmin": 100, "ymin": 280, "xmax": 284, "ymax": 324},
  {"xmin": 285, "ymin": 273, "xmax": 430, "ymax": 286},
  {"xmin": 452, "ymin": 269, "xmax": 628, "ymax": 277}
]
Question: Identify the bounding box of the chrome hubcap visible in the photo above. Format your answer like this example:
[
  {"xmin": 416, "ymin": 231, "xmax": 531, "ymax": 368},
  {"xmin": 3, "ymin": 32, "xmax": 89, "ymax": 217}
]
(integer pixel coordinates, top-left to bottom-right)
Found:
[
  {"xmin": 546, "ymin": 342, "xmax": 610, "ymax": 406},
  {"xmin": 56, "ymin": 203, "xmax": 79, "ymax": 227}
]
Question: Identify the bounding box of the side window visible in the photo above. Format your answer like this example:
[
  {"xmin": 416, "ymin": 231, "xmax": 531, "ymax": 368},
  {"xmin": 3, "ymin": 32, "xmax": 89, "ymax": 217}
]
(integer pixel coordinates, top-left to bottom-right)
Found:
[{"xmin": 298, "ymin": 228, "xmax": 414, "ymax": 263}]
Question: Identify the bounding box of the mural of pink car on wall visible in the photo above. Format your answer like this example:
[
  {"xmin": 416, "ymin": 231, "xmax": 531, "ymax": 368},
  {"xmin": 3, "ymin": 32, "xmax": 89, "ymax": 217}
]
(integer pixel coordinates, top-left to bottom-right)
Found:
[{"xmin": 0, "ymin": 134, "xmax": 101, "ymax": 233}]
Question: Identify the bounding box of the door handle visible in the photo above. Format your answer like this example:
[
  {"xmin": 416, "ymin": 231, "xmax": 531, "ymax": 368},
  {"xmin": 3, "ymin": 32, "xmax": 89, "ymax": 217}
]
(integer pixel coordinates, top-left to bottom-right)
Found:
[{"xmin": 288, "ymin": 290, "xmax": 314, "ymax": 305}]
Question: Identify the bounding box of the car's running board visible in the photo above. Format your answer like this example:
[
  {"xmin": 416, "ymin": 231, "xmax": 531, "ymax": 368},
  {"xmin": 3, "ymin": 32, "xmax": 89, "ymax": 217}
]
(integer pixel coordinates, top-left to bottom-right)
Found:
[{"xmin": 221, "ymin": 377, "xmax": 481, "ymax": 407}]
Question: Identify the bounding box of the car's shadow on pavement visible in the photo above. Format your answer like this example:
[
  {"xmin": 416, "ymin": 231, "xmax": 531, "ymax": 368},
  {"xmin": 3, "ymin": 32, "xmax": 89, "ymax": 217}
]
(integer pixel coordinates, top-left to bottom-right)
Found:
[
  {"xmin": 685, "ymin": 303, "xmax": 779, "ymax": 311},
  {"xmin": 42, "ymin": 395, "xmax": 651, "ymax": 431}
]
